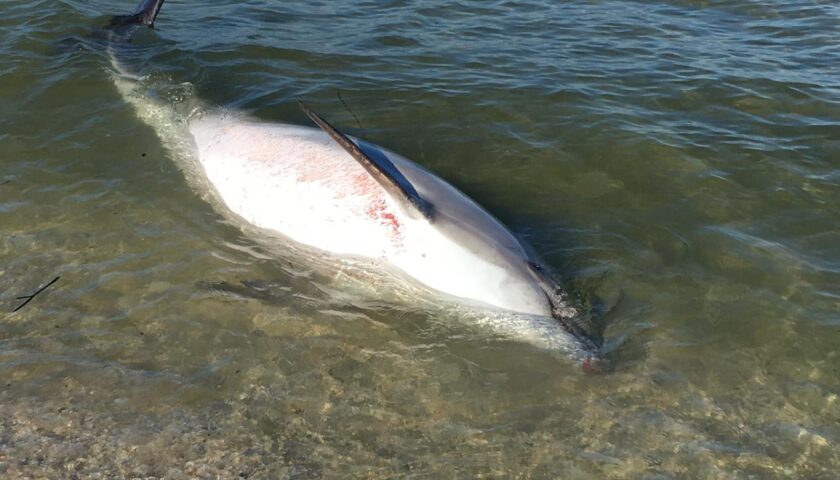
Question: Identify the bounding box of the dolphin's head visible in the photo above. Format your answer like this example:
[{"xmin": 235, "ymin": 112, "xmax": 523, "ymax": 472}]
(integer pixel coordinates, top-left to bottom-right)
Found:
[{"xmin": 525, "ymin": 261, "xmax": 605, "ymax": 360}]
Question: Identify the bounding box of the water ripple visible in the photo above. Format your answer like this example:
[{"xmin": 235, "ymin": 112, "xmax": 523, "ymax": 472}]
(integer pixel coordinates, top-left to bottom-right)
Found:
[{"xmin": 1, "ymin": 0, "xmax": 838, "ymax": 477}]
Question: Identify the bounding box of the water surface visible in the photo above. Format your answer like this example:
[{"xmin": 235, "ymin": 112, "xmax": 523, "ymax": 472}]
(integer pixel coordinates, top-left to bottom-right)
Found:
[{"xmin": 1, "ymin": 0, "xmax": 838, "ymax": 477}]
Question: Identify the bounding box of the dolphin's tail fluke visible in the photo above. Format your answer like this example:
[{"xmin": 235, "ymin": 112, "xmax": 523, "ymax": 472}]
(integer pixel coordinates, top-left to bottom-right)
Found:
[
  {"xmin": 104, "ymin": 0, "xmax": 166, "ymax": 75},
  {"xmin": 109, "ymin": 0, "xmax": 166, "ymax": 28}
]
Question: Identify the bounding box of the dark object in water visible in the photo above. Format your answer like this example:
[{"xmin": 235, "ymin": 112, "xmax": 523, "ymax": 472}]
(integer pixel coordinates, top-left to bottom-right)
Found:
[
  {"xmin": 109, "ymin": 0, "xmax": 166, "ymax": 28},
  {"xmin": 13, "ymin": 276, "xmax": 60, "ymax": 312}
]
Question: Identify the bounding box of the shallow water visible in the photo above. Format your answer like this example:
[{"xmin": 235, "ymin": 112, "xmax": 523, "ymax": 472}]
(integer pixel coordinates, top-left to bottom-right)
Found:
[{"xmin": 2, "ymin": 0, "xmax": 839, "ymax": 478}]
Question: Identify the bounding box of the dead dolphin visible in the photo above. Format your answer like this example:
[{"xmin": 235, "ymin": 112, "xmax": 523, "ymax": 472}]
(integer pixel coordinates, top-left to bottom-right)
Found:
[{"xmin": 106, "ymin": 0, "xmax": 604, "ymax": 361}]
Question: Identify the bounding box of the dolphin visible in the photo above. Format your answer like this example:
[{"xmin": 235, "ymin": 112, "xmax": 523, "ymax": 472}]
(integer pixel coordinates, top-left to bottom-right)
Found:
[{"xmin": 105, "ymin": 0, "xmax": 604, "ymax": 362}]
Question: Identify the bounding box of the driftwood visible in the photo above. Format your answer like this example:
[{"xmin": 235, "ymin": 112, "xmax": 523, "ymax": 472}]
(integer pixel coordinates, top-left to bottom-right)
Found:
[{"xmin": 13, "ymin": 276, "xmax": 60, "ymax": 312}]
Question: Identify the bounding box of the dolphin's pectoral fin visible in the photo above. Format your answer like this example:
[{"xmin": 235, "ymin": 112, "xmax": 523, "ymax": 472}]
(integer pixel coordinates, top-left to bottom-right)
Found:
[
  {"xmin": 355, "ymin": 138, "xmax": 430, "ymax": 213},
  {"xmin": 110, "ymin": 0, "xmax": 166, "ymax": 28},
  {"xmin": 298, "ymin": 101, "xmax": 434, "ymax": 221}
]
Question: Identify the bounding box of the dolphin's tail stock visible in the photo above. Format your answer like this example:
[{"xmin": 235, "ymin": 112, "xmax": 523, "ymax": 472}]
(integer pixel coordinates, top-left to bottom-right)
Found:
[
  {"xmin": 104, "ymin": 0, "xmax": 166, "ymax": 72},
  {"xmin": 103, "ymin": 0, "xmax": 166, "ymax": 102},
  {"xmin": 110, "ymin": 0, "xmax": 166, "ymax": 29},
  {"xmin": 103, "ymin": 0, "xmax": 204, "ymax": 182}
]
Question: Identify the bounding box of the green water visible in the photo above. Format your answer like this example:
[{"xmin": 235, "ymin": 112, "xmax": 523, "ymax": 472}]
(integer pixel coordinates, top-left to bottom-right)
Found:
[{"xmin": 2, "ymin": 0, "xmax": 838, "ymax": 477}]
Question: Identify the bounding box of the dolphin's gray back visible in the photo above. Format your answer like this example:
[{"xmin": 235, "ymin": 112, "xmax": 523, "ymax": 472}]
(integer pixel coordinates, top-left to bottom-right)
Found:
[{"xmin": 370, "ymin": 143, "xmax": 536, "ymax": 266}]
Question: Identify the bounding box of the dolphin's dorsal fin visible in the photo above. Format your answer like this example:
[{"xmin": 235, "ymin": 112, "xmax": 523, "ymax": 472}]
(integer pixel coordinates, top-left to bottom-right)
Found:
[
  {"xmin": 299, "ymin": 101, "xmax": 434, "ymax": 220},
  {"xmin": 110, "ymin": 0, "xmax": 166, "ymax": 28}
]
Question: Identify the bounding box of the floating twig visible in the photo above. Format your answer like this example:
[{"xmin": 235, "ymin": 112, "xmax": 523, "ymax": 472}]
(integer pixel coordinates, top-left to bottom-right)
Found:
[
  {"xmin": 337, "ymin": 91, "xmax": 363, "ymax": 129},
  {"xmin": 13, "ymin": 276, "xmax": 60, "ymax": 312}
]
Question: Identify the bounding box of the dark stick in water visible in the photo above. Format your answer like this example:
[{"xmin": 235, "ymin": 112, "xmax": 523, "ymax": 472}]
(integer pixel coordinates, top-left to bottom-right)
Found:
[
  {"xmin": 13, "ymin": 276, "xmax": 60, "ymax": 312},
  {"xmin": 337, "ymin": 91, "xmax": 363, "ymax": 129}
]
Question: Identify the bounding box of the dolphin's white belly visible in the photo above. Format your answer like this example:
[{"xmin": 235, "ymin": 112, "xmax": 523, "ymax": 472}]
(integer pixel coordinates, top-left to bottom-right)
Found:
[
  {"xmin": 191, "ymin": 118, "xmax": 399, "ymax": 258},
  {"xmin": 189, "ymin": 116, "xmax": 550, "ymax": 317}
]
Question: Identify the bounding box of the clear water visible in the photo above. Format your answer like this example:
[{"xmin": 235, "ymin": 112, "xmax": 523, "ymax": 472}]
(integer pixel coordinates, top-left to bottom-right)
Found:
[{"xmin": 1, "ymin": 0, "xmax": 838, "ymax": 477}]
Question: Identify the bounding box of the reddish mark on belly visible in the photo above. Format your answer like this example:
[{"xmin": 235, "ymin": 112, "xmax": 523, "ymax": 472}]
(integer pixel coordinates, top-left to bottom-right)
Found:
[
  {"xmin": 246, "ymin": 139, "xmax": 404, "ymax": 249},
  {"xmin": 348, "ymin": 172, "xmax": 376, "ymax": 196},
  {"xmin": 294, "ymin": 160, "xmax": 345, "ymax": 184},
  {"xmin": 292, "ymin": 159, "xmax": 404, "ymax": 248},
  {"xmin": 366, "ymin": 196, "xmax": 403, "ymax": 247}
]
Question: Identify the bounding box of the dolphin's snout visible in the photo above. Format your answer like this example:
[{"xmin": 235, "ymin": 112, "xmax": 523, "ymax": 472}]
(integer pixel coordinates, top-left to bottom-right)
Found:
[{"xmin": 581, "ymin": 354, "xmax": 608, "ymax": 375}]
